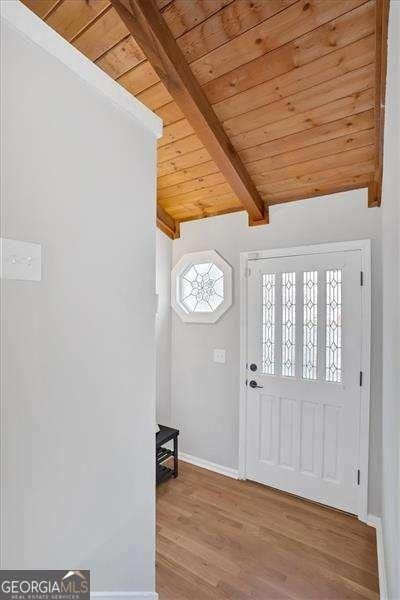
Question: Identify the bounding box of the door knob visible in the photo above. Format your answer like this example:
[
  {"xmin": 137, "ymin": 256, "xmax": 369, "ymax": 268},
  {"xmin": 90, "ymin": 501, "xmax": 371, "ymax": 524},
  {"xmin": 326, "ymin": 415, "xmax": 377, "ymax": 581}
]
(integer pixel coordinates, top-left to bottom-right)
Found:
[{"xmin": 249, "ymin": 380, "xmax": 263, "ymax": 389}]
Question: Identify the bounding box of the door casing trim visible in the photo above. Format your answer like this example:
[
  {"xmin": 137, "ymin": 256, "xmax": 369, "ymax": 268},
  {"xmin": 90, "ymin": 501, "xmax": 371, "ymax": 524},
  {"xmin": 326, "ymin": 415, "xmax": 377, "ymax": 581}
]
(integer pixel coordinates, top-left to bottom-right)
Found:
[{"xmin": 238, "ymin": 239, "xmax": 371, "ymax": 522}]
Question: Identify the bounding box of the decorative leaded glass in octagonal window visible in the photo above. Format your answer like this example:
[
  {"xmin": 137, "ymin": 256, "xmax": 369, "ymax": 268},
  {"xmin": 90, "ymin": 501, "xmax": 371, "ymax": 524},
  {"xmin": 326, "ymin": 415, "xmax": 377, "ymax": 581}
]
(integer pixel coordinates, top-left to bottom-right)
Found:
[
  {"xmin": 172, "ymin": 251, "xmax": 232, "ymax": 323},
  {"xmin": 180, "ymin": 262, "xmax": 224, "ymax": 313}
]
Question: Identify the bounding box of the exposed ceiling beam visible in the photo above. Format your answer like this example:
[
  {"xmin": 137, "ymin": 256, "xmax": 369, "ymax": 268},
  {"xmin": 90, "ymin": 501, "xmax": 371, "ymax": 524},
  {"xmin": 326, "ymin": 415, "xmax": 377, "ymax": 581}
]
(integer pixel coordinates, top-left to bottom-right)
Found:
[
  {"xmin": 269, "ymin": 181, "xmax": 371, "ymax": 205},
  {"xmin": 369, "ymin": 0, "xmax": 389, "ymax": 207},
  {"xmin": 157, "ymin": 205, "xmax": 179, "ymax": 239},
  {"xmin": 110, "ymin": 0, "xmax": 268, "ymax": 226}
]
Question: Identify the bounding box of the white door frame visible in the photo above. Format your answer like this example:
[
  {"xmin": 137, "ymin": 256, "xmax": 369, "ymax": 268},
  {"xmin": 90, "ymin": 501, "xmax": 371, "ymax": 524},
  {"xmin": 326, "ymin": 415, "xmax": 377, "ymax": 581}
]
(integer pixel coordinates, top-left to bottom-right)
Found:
[{"xmin": 239, "ymin": 239, "xmax": 371, "ymax": 522}]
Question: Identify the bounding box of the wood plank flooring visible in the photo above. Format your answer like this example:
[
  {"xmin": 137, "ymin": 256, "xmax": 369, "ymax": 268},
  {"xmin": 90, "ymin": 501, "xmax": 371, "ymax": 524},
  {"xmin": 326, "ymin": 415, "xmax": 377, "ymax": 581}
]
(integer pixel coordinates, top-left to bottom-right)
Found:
[{"xmin": 156, "ymin": 461, "xmax": 379, "ymax": 600}]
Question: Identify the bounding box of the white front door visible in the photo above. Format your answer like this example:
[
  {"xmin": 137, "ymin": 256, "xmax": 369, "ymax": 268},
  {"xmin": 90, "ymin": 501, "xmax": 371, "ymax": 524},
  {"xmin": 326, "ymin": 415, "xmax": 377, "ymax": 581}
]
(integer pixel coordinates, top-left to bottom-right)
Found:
[{"xmin": 245, "ymin": 247, "xmax": 364, "ymax": 514}]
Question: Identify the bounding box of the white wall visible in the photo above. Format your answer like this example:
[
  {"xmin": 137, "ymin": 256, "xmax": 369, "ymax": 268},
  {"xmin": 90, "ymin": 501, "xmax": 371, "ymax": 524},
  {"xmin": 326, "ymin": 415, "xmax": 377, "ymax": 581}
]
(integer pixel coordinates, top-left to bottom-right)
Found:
[
  {"xmin": 156, "ymin": 230, "xmax": 172, "ymax": 424},
  {"xmin": 171, "ymin": 191, "xmax": 382, "ymax": 516},
  {"xmin": 381, "ymin": 2, "xmax": 400, "ymax": 597},
  {"xmin": 1, "ymin": 16, "xmax": 158, "ymax": 595}
]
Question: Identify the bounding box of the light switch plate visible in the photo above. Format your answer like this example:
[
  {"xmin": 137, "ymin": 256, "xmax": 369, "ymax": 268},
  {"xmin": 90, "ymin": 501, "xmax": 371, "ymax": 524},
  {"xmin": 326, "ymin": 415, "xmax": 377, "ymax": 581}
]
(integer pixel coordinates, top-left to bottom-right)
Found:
[
  {"xmin": 213, "ymin": 349, "xmax": 226, "ymax": 364},
  {"xmin": 1, "ymin": 238, "xmax": 42, "ymax": 281}
]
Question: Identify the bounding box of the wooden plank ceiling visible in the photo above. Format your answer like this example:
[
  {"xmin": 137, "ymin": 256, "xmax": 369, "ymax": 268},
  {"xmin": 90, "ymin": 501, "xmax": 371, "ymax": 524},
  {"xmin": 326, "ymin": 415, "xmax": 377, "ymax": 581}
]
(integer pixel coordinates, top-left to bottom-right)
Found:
[{"xmin": 22, "ymin": 0, "xmax": 388, "ymax": 238}]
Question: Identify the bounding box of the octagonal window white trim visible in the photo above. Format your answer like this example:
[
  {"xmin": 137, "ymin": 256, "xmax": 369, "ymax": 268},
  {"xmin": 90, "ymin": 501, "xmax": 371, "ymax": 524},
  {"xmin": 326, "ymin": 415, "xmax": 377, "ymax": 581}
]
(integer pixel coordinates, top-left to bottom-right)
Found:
[{"xmin": 171, "ymin": 250, "xmax": 232, "ymax": 323}]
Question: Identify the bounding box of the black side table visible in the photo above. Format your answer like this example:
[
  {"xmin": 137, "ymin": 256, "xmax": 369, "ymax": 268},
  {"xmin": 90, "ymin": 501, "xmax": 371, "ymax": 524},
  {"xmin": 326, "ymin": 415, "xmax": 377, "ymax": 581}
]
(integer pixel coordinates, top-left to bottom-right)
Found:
[{"xmin": 156, "ymin": 425, "xmax": 179, "ymax": 485}]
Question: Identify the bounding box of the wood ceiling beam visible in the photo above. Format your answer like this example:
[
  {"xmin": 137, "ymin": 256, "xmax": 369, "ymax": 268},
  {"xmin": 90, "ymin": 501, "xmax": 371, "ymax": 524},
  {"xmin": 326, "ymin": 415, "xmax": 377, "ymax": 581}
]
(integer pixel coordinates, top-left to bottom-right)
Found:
[
  {"xmin": 268, "ymin": 180, "xmax": 371, "ymax": 205},
  {"xmin": 157, "ymin": 205, "xmax": 179, "ymax": 239},
  {"xmin": 369, "ymin": 0, "xmax": 389, "ymax": 207},
  {"xmin": 110, "ymin": 0, "xmax": 268, "ymax": 226}
]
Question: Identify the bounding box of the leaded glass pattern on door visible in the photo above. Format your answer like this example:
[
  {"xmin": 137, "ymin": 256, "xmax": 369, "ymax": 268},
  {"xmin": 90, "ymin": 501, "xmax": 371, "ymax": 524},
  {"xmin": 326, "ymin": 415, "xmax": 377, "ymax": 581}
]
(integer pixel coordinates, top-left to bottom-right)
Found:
[
  {"xmin": 261, "ymin": 268, "xmax": 343, "ymax": 383},
  {"xmin": 326, "ymin": 269, "xmax": 342, "ymax": 383},
  {"xmin": 282, "ymin": 272, "xmax": 296, "ymax": 377},
  {"xmin": 303, "ymin": 271, "xmax": 318, "ymax": 380},
  {"xmin": 262, "ymin": 274, "xmax": 275, "ymax": 375}
]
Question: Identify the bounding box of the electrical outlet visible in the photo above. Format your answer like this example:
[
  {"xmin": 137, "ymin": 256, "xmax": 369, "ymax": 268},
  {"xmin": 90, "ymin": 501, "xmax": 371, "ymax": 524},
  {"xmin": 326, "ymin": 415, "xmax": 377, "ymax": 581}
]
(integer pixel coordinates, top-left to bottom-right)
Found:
[{"xmin": 213, "ymin": 349, "xmax": 226, "ymax": 364}]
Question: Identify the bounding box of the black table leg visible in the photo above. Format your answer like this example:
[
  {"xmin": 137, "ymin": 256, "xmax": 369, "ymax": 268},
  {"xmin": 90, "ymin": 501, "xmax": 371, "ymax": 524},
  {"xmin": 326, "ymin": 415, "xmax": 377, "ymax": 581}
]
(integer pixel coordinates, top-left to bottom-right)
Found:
[{"xmin": 173, "ymin": 435, "xmax": 178, "ymax": 478}]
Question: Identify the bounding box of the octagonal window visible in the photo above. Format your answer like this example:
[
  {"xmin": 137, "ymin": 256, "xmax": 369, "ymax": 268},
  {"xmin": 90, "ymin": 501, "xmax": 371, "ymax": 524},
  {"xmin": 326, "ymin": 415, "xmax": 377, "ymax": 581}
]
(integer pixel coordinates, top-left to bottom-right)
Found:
[{"xmin": 172, "ymin": 251, "xmax": 232, "ymax": 323}]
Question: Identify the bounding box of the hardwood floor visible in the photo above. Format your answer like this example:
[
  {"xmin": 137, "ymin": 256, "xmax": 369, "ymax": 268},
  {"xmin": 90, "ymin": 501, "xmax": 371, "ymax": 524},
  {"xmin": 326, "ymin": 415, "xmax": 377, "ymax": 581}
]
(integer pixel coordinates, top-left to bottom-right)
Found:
[{"xmin": 156, "ymin": 461, "xmax": 379, "ymax": 600}]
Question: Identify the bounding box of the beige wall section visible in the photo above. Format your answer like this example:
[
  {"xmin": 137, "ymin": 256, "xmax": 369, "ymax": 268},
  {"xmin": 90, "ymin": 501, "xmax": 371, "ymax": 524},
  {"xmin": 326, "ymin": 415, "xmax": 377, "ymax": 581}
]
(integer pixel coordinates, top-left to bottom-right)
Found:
[
  {"xmin": 171, "ymin": 191, "xmax": 383, "ymax": 517},
  {"xmin": 1, "ymin": 21, "xmax": 157, "ymax": 594},
  {"xmin": 381, "ymin": 2, "xmax": 400, "ymax": 597}
]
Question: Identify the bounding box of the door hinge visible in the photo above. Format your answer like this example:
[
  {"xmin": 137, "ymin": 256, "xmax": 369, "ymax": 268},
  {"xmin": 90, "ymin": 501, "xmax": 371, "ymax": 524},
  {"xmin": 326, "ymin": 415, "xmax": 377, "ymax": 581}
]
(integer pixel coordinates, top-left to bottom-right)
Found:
[
  {"xmin": 357, "ymin": 469, "xmax": 361, "ymax": 485},
  {"xmin": 244, "ymin": 266, "xmax": 251, "ymax": 278},
  {"xmin": 360, "ymin": 271, "xmax": 364, "ymax": 286},
  {"xmin": 245, "ymin": 379, "xmax": 248, "ymax": 387},
  {"xmin": 359, "ymin": 371, "xmax": 363, "ymax": 386}
]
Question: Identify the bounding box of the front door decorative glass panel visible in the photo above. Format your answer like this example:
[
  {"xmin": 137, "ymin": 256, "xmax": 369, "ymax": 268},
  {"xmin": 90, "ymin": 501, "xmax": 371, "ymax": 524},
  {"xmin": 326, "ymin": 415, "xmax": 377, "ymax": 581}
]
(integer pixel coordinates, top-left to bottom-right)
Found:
[
  {"xmin": 281, "ymin": 272, "xmax": 296, "ymax": 377},
  {"xmin": 261, "ymin": 269, "xmax": 343, "ymax": 382},
  {"xmin": 171, "ymin": 250, "xmax": 232, "ymax": 323},
  {"xmin": 262, "ymin": 274, "xmax": 276, "ymax": 375},
  {"xmin": 325, "ymin": 269, "xmax": 343, "ymax": 383},
  {"xmin": 303, "ymin": 271, "xmax": 318, "ymax": 380}
]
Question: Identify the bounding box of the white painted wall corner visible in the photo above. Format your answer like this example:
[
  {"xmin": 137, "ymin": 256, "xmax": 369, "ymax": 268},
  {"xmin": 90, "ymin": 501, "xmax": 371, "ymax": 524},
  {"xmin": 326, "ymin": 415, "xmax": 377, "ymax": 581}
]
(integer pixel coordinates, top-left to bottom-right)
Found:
[
  {"xmin": 179, "ymin": 452, "xmax": 239, "ymax": 480},
  {"xmin": 367, "ymin": 514, "xmax": 388, "ymax": 600}
]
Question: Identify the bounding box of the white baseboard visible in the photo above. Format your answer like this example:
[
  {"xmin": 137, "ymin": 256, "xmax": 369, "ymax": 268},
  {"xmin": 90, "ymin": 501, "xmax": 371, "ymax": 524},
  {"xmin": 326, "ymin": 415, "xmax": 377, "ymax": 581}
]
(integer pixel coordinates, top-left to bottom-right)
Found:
[
  {"xmin": 179, "ymin": 452, "xmax": 239, "ymax": 479},
  {"xmin": 367, "ymin": 514, "xmax": 387, "ymax": 600},
  {"xmin": 91, "ymin": 592, "xmax": 158, "ymax": 600}
]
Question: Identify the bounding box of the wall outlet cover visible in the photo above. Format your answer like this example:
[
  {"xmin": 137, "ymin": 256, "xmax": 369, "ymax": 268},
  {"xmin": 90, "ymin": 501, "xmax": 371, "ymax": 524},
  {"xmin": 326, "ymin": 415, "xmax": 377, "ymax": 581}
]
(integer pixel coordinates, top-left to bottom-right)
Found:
[{"xmin": 213, "ymin": 349, "xmax": 226, "ymax": 364}]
